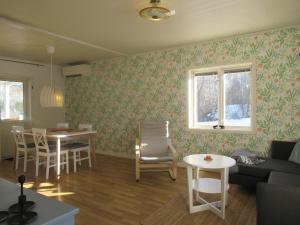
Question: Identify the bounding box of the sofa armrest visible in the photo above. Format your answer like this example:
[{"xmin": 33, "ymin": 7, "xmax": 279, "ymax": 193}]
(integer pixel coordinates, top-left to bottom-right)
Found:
[
  {"xmin": 268, "ymin": 171, "xmax": 300, "ymax": 187},
  {"xmin": 256, "ymin": 182, "xmax": 300, "ymax": 225},
  {"xmin": 270, "ymin": 141, "xmax": 296, "ymax": 160}
]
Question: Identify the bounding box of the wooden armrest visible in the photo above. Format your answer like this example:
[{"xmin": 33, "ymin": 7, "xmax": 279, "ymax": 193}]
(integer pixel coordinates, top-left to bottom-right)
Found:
[
  {"xmin": 167, "ymin": 139, "xmax": 177, "ymax": 158},
  {"xmin": 135, "ymin": 138, "xmax": 141, "ymax": 158},
  {"xmin": 135, "ymin": 138, "xmax": 140, "ymax": 150}
]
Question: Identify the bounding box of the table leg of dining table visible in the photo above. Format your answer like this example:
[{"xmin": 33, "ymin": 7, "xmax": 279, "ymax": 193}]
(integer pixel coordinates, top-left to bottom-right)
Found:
[
  {"xmin": 56, "ymin": 138, "xmax": 61, "ymax": 179},
  {"xmin": 12, "ymin": 144, "xmax": 17, "ymax": 170},
  {"xmin": 90, "ymin": 134, "xmax": 96, "ymax": 164}
]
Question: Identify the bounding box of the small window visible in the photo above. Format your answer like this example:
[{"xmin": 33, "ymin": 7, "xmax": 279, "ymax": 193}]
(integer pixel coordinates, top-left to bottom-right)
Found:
[
  {"xmin": 0, "ymin": 80, "xmax": 25, "ymax": 120},
  {"xmin": 188, "ymin": 63, "xmax": 255, "ymax": 132}
]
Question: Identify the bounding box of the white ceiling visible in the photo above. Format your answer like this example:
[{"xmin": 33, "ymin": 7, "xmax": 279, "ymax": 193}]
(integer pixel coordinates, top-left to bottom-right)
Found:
[{"xmin": 0, "ymin": 0, "xmax": 300, "ymax": 65}]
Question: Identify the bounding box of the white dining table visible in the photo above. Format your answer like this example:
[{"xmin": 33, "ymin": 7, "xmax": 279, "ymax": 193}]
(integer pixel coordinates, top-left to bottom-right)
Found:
[{"xmin": 23, "ymin": 129, "xmax": 97, "ymax": 179}]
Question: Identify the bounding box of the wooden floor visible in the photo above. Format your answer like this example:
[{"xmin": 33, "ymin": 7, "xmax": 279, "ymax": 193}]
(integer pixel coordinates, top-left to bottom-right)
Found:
[{"xmin": 0, "ymin": 154, "xmax": 256, "ymax": 225}]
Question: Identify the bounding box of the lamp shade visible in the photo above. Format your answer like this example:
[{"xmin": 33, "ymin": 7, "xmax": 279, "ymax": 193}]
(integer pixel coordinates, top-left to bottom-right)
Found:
[
  {"xmin": 40, "ymin": 85, "xmax": 64, "ymax": 107},
  {"xmin": 139, "ymin": 5, "xmax": 171, "ymax": 21}
]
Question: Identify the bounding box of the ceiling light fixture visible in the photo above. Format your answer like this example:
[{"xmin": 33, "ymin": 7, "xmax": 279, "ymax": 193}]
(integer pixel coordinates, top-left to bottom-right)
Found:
[
  {"xmin": 40, "ymin": 46, "xmax": 64, "ymax": 107},
  {"xmin": 139, "ymin": 0, "xmax": 175, "ymax": 21}
]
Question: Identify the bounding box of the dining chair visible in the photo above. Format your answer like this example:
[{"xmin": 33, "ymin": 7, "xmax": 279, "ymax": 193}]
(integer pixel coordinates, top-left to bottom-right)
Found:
[
  {"xmin": 11, "ymin": 125, "xmax": 35, "ymax": 172},
  {"xmin": 56, "ymin": 122, "xmax": 71, "ymax": 145},
  {"xmin": 67, "ymin": 123, "xmax": 92, "ymax": 172},
  {"xmin": 135, "ymin": 120, "xmax": 177, "ymax": 181},
  {"xmin": 78, "ymin": 123, "xmax": 93, "ymax": 131},
  {"xmin": 56, "ymin": 122, "xmax": 69, "ymax": 129},
  {"xmin": 32, "ymin": 128, "xmax": 69, "ymax": 179}
]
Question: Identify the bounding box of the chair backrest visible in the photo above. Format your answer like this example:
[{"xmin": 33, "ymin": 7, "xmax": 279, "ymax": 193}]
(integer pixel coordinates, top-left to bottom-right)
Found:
[
  {"xmin": 12, "ymin": 125, "xmax": 24, "ymax": 132},
  {"xmin": 139, "ymin": 121, "xmax": 169, "ymax": 157},
  {"xmin": 32, "ymin": 128, "xmax": 49, "ymax": 153},
  {"xmin": 12, "ymin": 125, "xmax": 26, "ymax": 149},
  {"xmin": 56, "ymin": 122, "xmax": 69, "ymax": 129},
  {"xmin": 78, "ymin": 123, "xmax": 93, "ymax": 131}
]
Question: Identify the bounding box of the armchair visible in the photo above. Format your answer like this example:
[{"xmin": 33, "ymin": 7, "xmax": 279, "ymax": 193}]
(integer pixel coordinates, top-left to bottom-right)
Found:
[{"xmin": 135, "ymin": 121, "xmax": 177, "ymax": 181}]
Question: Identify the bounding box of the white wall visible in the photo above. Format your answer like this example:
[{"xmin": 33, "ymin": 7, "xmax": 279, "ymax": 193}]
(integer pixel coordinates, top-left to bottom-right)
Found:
[{"xmin": 0, "ymin": 57, "xmax": 65, "ymax": 159}]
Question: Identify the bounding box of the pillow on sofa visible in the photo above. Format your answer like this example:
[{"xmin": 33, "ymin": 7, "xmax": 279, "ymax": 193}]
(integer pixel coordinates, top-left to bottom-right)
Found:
[
  {"xmin": 231, "ymin": 150, "xmax": 264, "ymax": 165},
  {"xmin": 289, "ymin": 140, "xmax": 300, "ymax": 164}
]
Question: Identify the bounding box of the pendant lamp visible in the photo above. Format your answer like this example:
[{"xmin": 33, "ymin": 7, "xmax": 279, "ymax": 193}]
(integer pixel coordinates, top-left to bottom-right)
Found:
[{"xmin": 40, "ymin": 46, "xmax": 64, "ymax": 107}]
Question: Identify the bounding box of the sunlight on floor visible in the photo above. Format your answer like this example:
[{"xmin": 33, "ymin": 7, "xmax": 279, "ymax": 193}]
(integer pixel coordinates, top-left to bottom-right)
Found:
[
  {"xmin": 37, "ymin": 191, "xmax": 75, "ymax": 197},
  {"xmin": 37, "ymin": 183, "xmax": 75, "ymax": 198},
  {"xmin": 23, "ymin": 182, "xmax": 34, "ymax": 188},
  {"xmin": 39, "ymin": 182, "xmax": 55, "ymax": 188},
  {"xmin": 16, "ymin": 181, "xmax": 76, "ymax": 198}
]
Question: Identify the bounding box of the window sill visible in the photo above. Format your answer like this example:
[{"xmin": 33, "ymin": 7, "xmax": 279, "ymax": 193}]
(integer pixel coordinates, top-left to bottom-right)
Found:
[
  {"xmin": 0, "ymin": 119, "xmax": 32, "ymax": 123},
  {"xmin": 188, "ymin": 127, "xmax": 256, "ymax": 134}
]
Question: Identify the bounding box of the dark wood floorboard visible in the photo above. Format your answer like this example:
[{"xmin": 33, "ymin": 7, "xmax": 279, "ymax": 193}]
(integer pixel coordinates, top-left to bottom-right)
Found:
[{"xmin": 0, "ymin": 154, "xmax": 256, "ymax": 225}]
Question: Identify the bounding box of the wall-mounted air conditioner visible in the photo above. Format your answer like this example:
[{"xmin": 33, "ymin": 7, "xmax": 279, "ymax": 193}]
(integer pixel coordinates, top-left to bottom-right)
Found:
[{"xmin": 62, "ymin": 64, "xmax": 91, "ymax": 78}]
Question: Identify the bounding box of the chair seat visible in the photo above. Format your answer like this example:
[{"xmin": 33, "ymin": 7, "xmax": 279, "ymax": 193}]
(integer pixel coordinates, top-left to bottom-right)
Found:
[
  {"xmin": 64, "ymin": 142, "xmax": 89, "ymax": 151},
  {"xmin": 37, "ymin": 145, "xmax": 69, "ymax": 154},
  {"xmin": 18, "ymin": 142, "xmax": 35, "ymax": 149},
  {"xmin": 140, "ymin": 155, "xmax": 173, "ymax": 162}
]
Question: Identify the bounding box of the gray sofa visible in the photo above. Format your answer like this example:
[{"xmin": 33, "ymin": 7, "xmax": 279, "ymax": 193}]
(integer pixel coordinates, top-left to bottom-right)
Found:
[
  {"xmin": 229, "ymin": 141, "xmax": 299, "ymax": 188},
  {"xmin": 229, "ymin": 140, "xmax": 300, "ymax": 225},
  {"xmin": 256, "ymin": 171, "xmax": 300, "ymax": 225}
]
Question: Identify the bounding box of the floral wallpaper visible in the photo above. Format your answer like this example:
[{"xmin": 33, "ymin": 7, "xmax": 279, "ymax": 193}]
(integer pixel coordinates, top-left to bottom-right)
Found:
[{"xmin": 65, "ymin": 26, "xmax": 300, "ymax": 160}]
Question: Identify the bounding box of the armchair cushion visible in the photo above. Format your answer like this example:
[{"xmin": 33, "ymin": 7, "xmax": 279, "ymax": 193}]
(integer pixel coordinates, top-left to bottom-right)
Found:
[
  {"xmin": 140, "ymin": 121, "xmax": 169, "ymax": 157},
  {"xmin": 140, "ymin": 155, "xmax": 173, "ymax": 162},
  {"xmin": 136, "ymin": 120, "xmax": 177, "ymax": 181}
]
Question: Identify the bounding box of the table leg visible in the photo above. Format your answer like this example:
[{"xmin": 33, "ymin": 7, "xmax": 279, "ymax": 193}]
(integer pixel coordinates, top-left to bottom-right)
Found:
[
  {"xmin": 57, "ymin": 138, "xmax": 61, "ymax": 180},
  {"xmin": 225, "ymin": 168, "xmax": 229, "ymax": 206},
  {"xmin": 12, "ymin": 144, "xmax": 17, "ymax": 170},
  {"xmin": 187, "ymin": 166, "xmax": 194, "ymax": 213},
  {"xmin": 220, "ymin": 167, "xmax": 228, "ymax": 219},
  {"xmin": 90, "ymin": 134, "xmax": 96, "ymax": 164}
]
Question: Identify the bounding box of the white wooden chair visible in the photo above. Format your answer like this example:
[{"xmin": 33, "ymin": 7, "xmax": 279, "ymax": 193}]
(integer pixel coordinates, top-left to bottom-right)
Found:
[
  {"xmin": 135, "ymin": 121, "xmax": 177, "ymax": 181},
  {"xmin": 79, "ymin": 123, "xmax": 92, "ymax": 131},
  {"xmin": 67, "ymin": 123, "xmax": 92, "ymax": 172},
  {"xmin": 32, "ymin": 128, "xmax": 69, "ymax": 180},
  {"xmin": 56, "ymin": 122, "xmax": 69, "ymax": 129},
  {"xmin": 12, "ymin": 125, "xmax": 35, "ymax": 172},
  {"xmin": 56, "ymin": 122, "xmax": 71, "ymax": 145}
]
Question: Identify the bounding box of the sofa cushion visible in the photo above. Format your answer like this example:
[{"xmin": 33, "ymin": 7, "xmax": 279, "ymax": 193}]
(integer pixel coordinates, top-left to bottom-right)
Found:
[
  {"xmin": 289, "ymin": 140, "xmax": 300, "ymax": 164},
  {"xmin": 236, "ymin": 164, "xmax": 270, "ymax": 178},
  {"xmin": 231, "ymin": 150, "xmax": 257, "ymax": 164},
  {"xmin": 271, "ymin": 141, "xmax": 296, "ymax": 160},
  {"xmin": 256, "ymin": 158, "xmax": 300, "ymax": 175},
  {"xmin": 229, "ymin": 172, "xmax": 266, "ymax": 188},
  {"xmin": 268, "ymin": 171, "xmax": 300, "ymax": 187},
  {"xmin": 235, "ymin": 158, "xmax": 300, "ymax": 179}
]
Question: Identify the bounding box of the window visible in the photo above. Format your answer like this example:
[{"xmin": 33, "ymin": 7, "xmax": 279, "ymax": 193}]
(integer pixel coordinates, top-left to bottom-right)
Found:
[
  {"xmin": 0, "ymin": 80, "xmax": 26, "ymax": 120},
  {"xmin": 188, "ymin": 63, "xmax": 255, "ymax": 132}
]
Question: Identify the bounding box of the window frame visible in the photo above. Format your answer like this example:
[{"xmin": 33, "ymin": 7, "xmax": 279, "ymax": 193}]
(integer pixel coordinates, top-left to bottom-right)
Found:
[
  {"xmin": 188, "ymin": 63, "xmax": 256, "ymax": 133},
  {"xmin": 0, "ymin": 76, "xmax": 31, "ymax": 121}
]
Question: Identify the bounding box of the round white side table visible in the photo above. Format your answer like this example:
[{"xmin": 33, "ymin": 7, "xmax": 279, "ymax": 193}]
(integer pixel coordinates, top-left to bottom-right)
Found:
[{"xmin": 183, "ymin": 154, "xmax": 236, "ymax": 219}]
